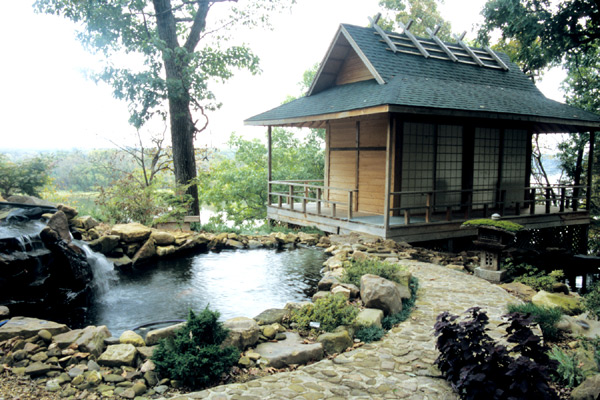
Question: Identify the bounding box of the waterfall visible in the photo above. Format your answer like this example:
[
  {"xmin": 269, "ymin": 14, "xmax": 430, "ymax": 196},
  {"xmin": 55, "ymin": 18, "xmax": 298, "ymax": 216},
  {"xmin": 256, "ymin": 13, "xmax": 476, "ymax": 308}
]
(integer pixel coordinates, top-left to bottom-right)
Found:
[{"xmin": 74, "ymin": 240, "xmax": 118, "ymax": 295}]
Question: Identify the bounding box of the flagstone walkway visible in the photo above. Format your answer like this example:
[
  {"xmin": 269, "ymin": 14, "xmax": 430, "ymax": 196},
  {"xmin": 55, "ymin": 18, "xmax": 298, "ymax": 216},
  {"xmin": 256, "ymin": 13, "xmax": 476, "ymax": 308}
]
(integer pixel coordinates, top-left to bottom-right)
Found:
[{"xmin": 167, "ymin": 260, "xmax": 520, "ymax": 400}]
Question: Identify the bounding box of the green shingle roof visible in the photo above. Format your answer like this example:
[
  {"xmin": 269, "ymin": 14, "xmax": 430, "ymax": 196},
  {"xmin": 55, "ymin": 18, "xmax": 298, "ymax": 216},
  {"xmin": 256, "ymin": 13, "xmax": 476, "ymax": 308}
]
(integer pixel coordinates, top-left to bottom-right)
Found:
[{"xmin": 245, "ymin": 23, "xmax": 600, "ymax": 128}]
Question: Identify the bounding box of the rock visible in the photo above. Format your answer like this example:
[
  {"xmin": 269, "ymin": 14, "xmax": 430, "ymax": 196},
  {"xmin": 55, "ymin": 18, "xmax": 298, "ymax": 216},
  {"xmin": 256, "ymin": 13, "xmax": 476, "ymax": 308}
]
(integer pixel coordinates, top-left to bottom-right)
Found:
[
  {"xmin": 47, "ymin": 211, "xmax": 72, "ymax": 243},
  {"xmin": 255, "ymin": 332, "xmax": 323, "ymax": 368},
  {"xmin": 151, "ymin": 231, "xmax": 176, "ymax": 246},
  {"xmin": 262, "ymin": 325, "xmax": 277, "ymax": 340},
  {"xmin": 354, "ymin": 308, "xmax": 384, "ymax": 329},
  {"xmin": 298, "ymin": 232, "xmax": 319, "ymax": 245},
  {"xmin": 318, "ymin": 275, "xmax": 340, "ymax": 291},
  {"xmin": 54, "ymin": 204, "xmax": 76, "ymax": 219},
  {"xmin": 87, "ymin": 235, "xmax": 120, "ymax": 255},
  {"xmin": 312, "ymin": 291, "xmax": 331, "ymax": 301},
  {"xmin": 284, "ymin": 301, "xmax": 312, "ymax": 311},
  {"xmin": 0, "ymin": 305, "xmax": 9, "ymax": 318},
  {"xmin": 85, "ymin": 370, "xmax": 103, "ymax": 385},
  {"xmin": 145, "ymin": 322, "xmax": 186, "ymax": 346},
  {"xmin": 132, "ymin": 238, "xmax": 156, "ymax": 265},
  {"xmin": 25, "ymin": 361, "xmax": 56, "ymax": 376},
  {"xmin": 571, "ymin": 374, "xmax": 600, "ymax": 400},
  {"xmin": 120, "ymin": 330, "xmax": 145, "ymax": 347},
  {"xmin": 317, "ymin": 330, "xmax": 353, "ymax": 354},
  {"xmin": 351, "ymin": 250, "xmax": 370, "ymax": 262},
  {"xmin": 108, "ymin": 254, "xmax": 133, "ymax": 269},
  {"xmin": 393, "ymin": 269, "xmax": 412, "ymax": 288},
  {"xmin": 37, "ymin": 329, "xmax": 52, "ymax": 342},
  {"xmin": 500, "ymin": 281, "xmax": 537, "ymax": 302},
  {"xmin": 532, "ymin": 290, "xmax": 583, "ymax": 315},
  {"xmin": 238, "ymin": 356, "xmax": 253, "ymax": 367},
  {"xmin": 226, "ymin": 239, "xmax": 245, "ymax": 249},
  {"xmin": 331, "ymin": 283, "xmax": 360, "ymax": 299},
  {"xmin": 254, "ymin": 309, "xmax": 288, "ymax": 325},
  {"xmin": 136, "ymin": 346, "xmax": 156, "ymax": 360},
  {"xmin": 557, "ymin": 315, "xmax": 600, "ymax": 339},
  {"xmin": 446, "ymin": 264, "xmax": 465, "ymax": 271},
  {"xmin": 331, "ymin": 285, "xmax": 351, "ymax": 299},
  {"xmin": 98, "ymin": 344, "xmax": 138, "ymax": 367},
  {"xmin": 111, "ymin": 223, "xmax": 152, "ymax": 243},
  {"xmin": 575, "ymin": 347, "xmax": 599, "ymax": 376},
  {"xmin": 103, "ymin": 373, "xmax": 126, "ymax": 383},
  {"xmin": 552, "ymin": 282, "xmax": 570, "ymax": 295},
  {"xmin": 71, "ymin": 215, "xmax": 99, "ymax": 230},
  {"xmin": 360, "ymin": 274, "xmax": 403, "ymax": 316},
  {"xmin": 0, "ymin": 317, "xmax": 69, "ymax": 341},
  {"xmin": 75, "ymin": 326, "xmax": 112, "ymax": 358},
  {"xmin": 45, "ymin": 378, "xmax": 62, "ymax": 392},
  {"xmin": 156, "ymin": 245, "xmax": 177, "ymax": 257},
  {"xmin": 222, "ymin": 317, "xmax": 260, "ymax": 351}
]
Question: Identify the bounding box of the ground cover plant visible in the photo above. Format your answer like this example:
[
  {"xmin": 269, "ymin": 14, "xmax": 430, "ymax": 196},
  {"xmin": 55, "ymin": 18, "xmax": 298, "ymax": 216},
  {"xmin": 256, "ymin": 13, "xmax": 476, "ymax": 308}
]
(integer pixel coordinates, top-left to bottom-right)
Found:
[
  {"xmin": 434, "ymin": 307, "xmax": 559, "ymax": 399},
  {"xmin": 152, "ymin": 307, "xmax": 240, "ymax": 389},
  {"xmin": 506, "ymin": 302, "xmax": 563, "ymax": 341},
  {"xmin": 341, "ymin": 259, "xmax": 406, "ymax": 287},
  {"xmin": 291, "ymin": 293, "xmax": 358, "ymax": 332},
  {"xmin": 382, "ymin": 276, "xmax": 419, "ymax": 330},
  {"xmin": 583, "ymin": 282, "xmax": 600, "ymax": 319}
]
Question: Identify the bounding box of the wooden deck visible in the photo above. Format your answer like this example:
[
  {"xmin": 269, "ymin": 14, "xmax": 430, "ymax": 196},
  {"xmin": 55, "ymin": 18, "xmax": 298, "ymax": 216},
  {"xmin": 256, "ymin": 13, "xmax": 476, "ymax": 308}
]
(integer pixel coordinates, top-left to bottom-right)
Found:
[{"xmin": 267, "ymin": 202, "xmax": 590, "ymax": 242}]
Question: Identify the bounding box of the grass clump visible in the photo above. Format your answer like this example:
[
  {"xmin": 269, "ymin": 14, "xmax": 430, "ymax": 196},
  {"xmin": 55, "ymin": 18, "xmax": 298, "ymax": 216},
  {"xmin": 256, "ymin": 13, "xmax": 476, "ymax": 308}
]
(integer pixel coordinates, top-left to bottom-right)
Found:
[
  {"xmin": 291, "ymin": 294, "xmax": 358, "ymax": 332},
  {"xmin": 152, "ymin": 307, "xmax": 240, "ymax": 389},
  {"xmin": 341, "ymin": 259, "xmax": 406, "ymax": 287},
  {"xmin": 506, "ymin": 302, "xmax": 563, "ymax": 341},
  {"xmin": 382, "ymin": 277, "xmax": 419, "ymax": 330},
  {"xmin": 461, "ymin": 218, "xmax": 523, "ymax": 233},
  {"xmin": 355, "ymin": 325, "xmax": 385, "ymax": 343}
]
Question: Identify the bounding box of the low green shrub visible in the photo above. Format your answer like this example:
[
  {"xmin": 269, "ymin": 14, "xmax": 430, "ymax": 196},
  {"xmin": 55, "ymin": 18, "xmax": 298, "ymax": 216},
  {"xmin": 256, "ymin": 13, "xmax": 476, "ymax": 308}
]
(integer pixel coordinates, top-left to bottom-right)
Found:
[
  {"xmin": 504, "ymin": 260, "xmax": 565, "ymax": 292},
  {"xmin": 583, "ymin": 282, "xmax": 600, "ymax": 319},
  {"xmin": 382, "ymin": 277, "xmax": 419, "ymax": 330},
  {"xmin": 548, "ymin": 346, "xmax": 585, "ymax": 388},
  {"xmin": 461, "ymin": 218, "xmax": 523, "ymax": 233},
  {"xmin": 506, "ymin": 302, "xmax": 563, "ymax": 341},
  {"xmin": 341, "ymin": 259, "xmax": 405, "ymax": 287},
  {"xmin": 291, "ymin": 294, "xmax": 358, "ymax": 332},
  {"xmin": 152, "ymin": 308, "xmax": 240, "ymax": 388},
  {"xmin": 355, "ymin": 325, "xmax": 385, "ymax": 343}
]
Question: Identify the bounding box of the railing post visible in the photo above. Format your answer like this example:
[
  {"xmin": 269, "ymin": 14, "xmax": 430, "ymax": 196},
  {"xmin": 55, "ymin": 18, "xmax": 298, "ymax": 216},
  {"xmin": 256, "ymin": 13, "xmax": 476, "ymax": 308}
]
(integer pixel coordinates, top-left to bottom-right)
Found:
[
  {"xmin": 404, "ymin": 209, "xmax": 410, "ymax": 225},
  {"xmin": 529, "ymin": 188, "xmax": 536, "ymax": 214},
  {"xmin": 425, "ymin": 193, "xmax": 432, "ymax": 223},
  {"xmin": 483, "ymin": 204, "xmax": 488, "ymax": 218},
  {"xmin": 348, "ymin": 191, "xmax": 353, "ymax": 220},
  {"xmin": 560, "ymin": 187, "xmax": 566, "ymax": 212},
  {"xmin": 545, "ymin": 187, "xmax": 551, "ymax": 214},
  {"xmin": 573, "ymin": 185, "xmax": 580, "ymax": 211},
  {"xmin": 500, "ymin": 190, "xmax": 506, "ymax": 216},
  {"xmin": 317, "ymin": 188, "xmax": 322, "ymax": 215},
  {"xmin": 278, "ymin": 194, "xmax": 282, "ymax": 208},
  {"xmin": 464, "ymin": 193, "xmax": 472, "ymax": 220},
  {"xmin": 332, "ymin": 203, "xmax": 337, "ymax": 218},
  {"xmin": 268, "ymin": 182, "xmax": 272, "ymax": 206},
  {"xmin": 515, "ymin": 202, "xmax": 520, "ymax": 216},
  {"xmin": 302, "ymin": 193, "xmax": 307, "ymax": 213},
  {"xmin": 289, "ymin": 185, "xmax": 294, "ymax": 210}
]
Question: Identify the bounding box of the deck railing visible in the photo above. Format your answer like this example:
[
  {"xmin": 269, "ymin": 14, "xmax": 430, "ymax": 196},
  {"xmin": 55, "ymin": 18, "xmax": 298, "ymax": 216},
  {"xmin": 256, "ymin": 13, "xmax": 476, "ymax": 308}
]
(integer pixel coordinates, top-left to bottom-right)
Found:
[
  {"xmin": 268, "ymin": 180, "xmax": 358, "ymax": 219},
  {"xmin": 387, "ymin": 184, "xmax": 588, "ymax": 225}
]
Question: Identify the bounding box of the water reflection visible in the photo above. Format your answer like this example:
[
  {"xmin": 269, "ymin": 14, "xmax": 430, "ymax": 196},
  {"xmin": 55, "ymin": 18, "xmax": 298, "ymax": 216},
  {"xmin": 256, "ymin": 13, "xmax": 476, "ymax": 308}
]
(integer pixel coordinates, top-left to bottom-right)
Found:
[{"xmin": 85, "ymin": 247, "xmax": 324, "ymax": 336}]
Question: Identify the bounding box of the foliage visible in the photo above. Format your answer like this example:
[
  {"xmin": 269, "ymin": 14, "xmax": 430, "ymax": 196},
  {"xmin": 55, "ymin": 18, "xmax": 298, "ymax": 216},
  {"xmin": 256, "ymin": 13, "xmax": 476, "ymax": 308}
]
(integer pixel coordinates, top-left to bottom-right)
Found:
[
  {"xmin": 378, "ymin": 0, "xmax": 452, "ymax": 40},
  {"xmin": 506, "ymin": 302, "xmax": 563, "ymax": 342},
  {"xmin": 35, "ymin": 0, "xmax": 293, "ymax": 214},
  {"xmin": 583, "ymin": 281, "xmax": 600, "ymax": 320},
  {"xmin": 548, "ymin": 346, "xmax": 585, "ymax": 388},
  {"xmin": 503, "ymin": 259, "xmax": 565, "ymax": 291},
  {"xmin": 0, "ymin": 154, "xmax": 52, "ymax": 199},
  {"xmin": 341, "ymin": 259, "xmax": 406, "ymax": 287},
  {"xmin": 355, "ymin": 325, "xmax": 385, "ymax": 343},
  {"xmin": 95, "ymin": 173, "xmax": 191, "ymax": 225},
  {"xmin": 434, "ymin": 307, "xmax": 559, "ymax": 399},
  {"xmin": 199, "ymin": 128, "xmax": 324, "ymax": 225},
  {"xmin": 290, "ymin": 294, "xmax": 358, "ymax": 332},
  {"xmin": 152, "ymin": 308, "xmax": 239, "ymax": 389},
  {"xmin": 382, "ymin": 277, "xmax": 419, "ymax": 330},
  {"xmin": 461, "ymin": 218, "xmax": 523, "ymax": 233}
]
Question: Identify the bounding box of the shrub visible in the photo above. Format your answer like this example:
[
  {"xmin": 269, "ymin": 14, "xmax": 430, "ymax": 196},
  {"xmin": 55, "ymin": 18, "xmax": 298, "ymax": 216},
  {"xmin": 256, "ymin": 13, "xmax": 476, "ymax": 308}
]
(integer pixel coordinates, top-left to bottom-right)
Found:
[
  {"xmin": 355, "ymin": 325, "xmax": 385, "ymax": 343},
  {"xmin": 583, "ymin": 282, "xmax": 600, "ymax": 319},
  {"xmin": 382, "ymin": 277, "xmax": 419, "ymax": 330},
  {"xmin": 505, "ymin": 260, "xmax": 565, "ymax": 292},
  {"xmin": 548, "ymin": 346, "xmax": 585, "ymax": 388},
  {"xmin": 461, "ymin": 218, "xmax": 523, "ymax": 233},
  {"xmin": 291, "ymin": 294, "xmax": 358, "ymax": 332},
  {"xmin": 506, "ymin": 302, "xmax": 563, "ymax": 341},
  {"xmin": 152, "ymin": 308, "xmax": 240, "ymax": 388},
  {"xmin": 341, "ymin": 259, "xmax": 405, "ymax": 287},
  {"xmin": 434, "ymin": 307, "xmax": 559, "ymax": 399}
]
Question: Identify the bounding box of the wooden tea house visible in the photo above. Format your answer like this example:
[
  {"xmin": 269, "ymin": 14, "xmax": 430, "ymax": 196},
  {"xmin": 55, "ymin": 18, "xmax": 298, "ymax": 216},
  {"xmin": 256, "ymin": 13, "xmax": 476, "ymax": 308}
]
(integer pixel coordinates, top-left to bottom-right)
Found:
[{"xmin": 244, "ymin": 17, "xmax": 600, "ymax": 247}]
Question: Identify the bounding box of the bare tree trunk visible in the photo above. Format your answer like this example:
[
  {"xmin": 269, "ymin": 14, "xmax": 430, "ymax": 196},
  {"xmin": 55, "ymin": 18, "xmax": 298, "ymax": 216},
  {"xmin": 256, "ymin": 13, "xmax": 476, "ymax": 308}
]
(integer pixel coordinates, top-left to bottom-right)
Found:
[{"xmin": 531, "ymin": 134, "xmax": 557, "ymax": 203}]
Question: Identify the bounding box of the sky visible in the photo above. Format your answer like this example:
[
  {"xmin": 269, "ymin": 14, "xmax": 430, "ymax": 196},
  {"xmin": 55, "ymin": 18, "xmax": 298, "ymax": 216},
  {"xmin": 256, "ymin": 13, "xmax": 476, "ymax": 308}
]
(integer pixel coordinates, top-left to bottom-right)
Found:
[{"xmin": 0, "ymin": 0, "xmax": 566, "ymax": 151}]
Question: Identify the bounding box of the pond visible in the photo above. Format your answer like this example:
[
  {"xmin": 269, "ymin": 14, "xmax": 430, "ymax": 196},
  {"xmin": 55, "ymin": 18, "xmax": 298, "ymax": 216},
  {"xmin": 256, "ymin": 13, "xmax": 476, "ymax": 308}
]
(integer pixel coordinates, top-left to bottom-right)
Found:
[{"xmin": 82, "ymin": 247, "xmax": 326, "ymax": 336}]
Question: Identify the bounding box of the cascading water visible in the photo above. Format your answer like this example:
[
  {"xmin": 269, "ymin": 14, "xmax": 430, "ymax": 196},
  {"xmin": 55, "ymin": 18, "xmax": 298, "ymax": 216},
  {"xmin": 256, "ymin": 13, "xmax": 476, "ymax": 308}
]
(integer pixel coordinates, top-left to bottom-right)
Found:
[{"xmin": 74, "ymin": 239, "xmax": 117, "ymax": 295}]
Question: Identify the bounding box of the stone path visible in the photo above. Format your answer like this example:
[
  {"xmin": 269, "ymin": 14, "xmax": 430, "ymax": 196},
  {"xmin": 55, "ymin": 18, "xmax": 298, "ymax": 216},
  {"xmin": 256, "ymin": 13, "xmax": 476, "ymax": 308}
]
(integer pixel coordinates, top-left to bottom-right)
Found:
[{"xmin": 168, "ymin": 261, "xmax": 520, "ymax": 400}]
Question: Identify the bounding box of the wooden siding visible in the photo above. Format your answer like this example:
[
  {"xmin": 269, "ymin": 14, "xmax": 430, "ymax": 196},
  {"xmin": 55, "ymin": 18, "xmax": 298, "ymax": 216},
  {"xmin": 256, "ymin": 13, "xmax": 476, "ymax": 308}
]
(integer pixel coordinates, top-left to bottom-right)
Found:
[
  {"xmin": 358, "ymin": 150, "xmax": 385, "ymax": 213},
  {"xmin": 335, "ymin": 49, "xmax": 374, "ymax": 86},
  {"xmin": 328, "ymin": 150, "xmax": 356, "ymax": 204}
]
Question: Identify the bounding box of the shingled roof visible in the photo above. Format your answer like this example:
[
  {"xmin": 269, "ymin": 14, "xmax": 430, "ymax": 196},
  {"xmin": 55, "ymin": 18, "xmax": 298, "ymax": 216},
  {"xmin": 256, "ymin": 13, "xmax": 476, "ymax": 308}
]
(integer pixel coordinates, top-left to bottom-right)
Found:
[{"xmin": 245, "ymin": 22, "xmax": 600, "ymax": 133}]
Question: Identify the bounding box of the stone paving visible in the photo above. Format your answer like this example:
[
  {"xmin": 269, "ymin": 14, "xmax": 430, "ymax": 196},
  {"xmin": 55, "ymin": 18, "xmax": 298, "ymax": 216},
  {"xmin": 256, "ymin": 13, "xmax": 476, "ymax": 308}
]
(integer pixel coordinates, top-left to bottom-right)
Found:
[{"xmin": 168, "ymin": 261, "xmax": 520, "ymax": 400}]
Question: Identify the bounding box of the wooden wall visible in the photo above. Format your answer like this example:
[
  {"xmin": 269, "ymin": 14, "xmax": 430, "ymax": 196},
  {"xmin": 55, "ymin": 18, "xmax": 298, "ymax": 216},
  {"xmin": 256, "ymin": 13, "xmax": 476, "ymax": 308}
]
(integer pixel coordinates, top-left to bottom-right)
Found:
[{"xmin": 335, "ymin": 49, "xmax": 374, "ymax": 86}]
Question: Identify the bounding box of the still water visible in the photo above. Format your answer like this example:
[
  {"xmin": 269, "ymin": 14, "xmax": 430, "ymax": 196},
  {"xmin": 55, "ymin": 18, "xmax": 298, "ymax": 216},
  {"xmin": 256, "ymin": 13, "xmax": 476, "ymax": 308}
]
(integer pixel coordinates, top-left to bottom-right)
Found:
[{"xmin": 84, "ymin": 247, "xmax": 325, "ymax": 336}]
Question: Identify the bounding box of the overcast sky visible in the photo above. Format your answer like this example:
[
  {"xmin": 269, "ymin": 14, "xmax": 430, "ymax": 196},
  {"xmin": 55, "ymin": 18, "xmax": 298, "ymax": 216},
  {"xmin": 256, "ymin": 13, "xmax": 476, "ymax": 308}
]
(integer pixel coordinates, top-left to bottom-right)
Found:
[{"xmin": 0, "ymin": 0, "xmax": 566, "ymax": 150}]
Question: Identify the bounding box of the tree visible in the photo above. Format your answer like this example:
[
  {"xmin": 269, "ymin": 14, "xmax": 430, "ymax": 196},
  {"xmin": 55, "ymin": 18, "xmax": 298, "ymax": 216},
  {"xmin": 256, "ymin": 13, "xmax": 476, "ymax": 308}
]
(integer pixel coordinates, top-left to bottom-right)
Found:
[
  {"xmin": 378, "ymin": 0, "xmax": 452, "ymax": 40},
  {"xmin": 35, "ymin": 0, "xmax": 292, "ymax": 215},
  {"xmin": 0, "ymin": 154, "xmax": 52, "ymax": 199}
]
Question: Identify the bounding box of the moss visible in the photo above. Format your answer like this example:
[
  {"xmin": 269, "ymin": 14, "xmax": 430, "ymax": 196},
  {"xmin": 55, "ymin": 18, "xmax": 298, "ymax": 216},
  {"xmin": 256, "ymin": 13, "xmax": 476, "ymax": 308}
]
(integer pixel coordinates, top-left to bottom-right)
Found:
[{"xmin": 461, "ymin": 218, "xmax": 524, "ymax": 233}]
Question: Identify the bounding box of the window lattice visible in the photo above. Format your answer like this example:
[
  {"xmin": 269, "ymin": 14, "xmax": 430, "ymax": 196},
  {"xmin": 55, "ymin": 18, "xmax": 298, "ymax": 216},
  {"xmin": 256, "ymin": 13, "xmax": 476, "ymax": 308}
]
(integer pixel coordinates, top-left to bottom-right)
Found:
[
  {"xmin": 401, "ymin": 122, "xmax": 435, "ymax": 209},
  {"xmin": 435, "ymin": 125, "xmax": 463, "ymax": 208},
  {"xmin": 502, "ymin": 129, "xmax": 528, "ymax": 204},
  {"xmin": 473, "ymin": 128, "xmax": 500, "ymax": 206}
]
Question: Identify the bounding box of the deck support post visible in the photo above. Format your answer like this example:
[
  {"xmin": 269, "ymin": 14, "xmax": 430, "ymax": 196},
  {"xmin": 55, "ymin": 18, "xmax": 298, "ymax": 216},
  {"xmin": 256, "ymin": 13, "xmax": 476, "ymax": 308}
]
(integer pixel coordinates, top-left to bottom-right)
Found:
[
  {"xmin": 317, "ymin": 188, "xmax": 322, "ymax": 215},
  {"xmin": 289, "ymin": 185, "xmax": 294, "ymax": 210},
  {"xmin": 348, "ymin": 191, "xmax": 353, "ymax": 220},
  {"xmin": 267, "ymin": 126, "xmax": 272, "ymax": 206},
  {"xmin": 383, "ymin": 115, "xmax": 395, "ymax": 233},
  {"xmin": 560, "ymin": 187, "xmax": 566, "ymax": 212}
]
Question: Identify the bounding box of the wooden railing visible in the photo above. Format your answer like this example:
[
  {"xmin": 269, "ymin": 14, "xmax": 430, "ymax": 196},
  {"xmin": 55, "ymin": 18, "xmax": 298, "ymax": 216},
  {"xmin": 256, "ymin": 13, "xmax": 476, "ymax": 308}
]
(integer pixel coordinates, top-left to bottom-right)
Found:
[
  {"xmin": 268, "ymin": 180, "xmax": 358, "ymax": 220},
  {"xmin": 387, "ymin": 184, "xmax": 588, "ymax": 225}
]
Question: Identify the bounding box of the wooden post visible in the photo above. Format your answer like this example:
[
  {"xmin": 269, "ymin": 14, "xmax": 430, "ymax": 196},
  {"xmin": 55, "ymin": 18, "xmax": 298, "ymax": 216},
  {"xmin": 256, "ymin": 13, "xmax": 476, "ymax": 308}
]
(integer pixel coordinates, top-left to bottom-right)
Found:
[
  {"xmin": 464, "ymin": 193, "xmax": 472, "ymax": 219},
  {"xmin": 289, "ymin": 185, "xmax": 294, "ymax": 210},
  {"xmin": 560, "ymin": 187, "xmax": 566, "ymax": 212},
  {"xmin": 425, "ymin": 193, "xmax": 432, "ymax": 223},
  {"xmin": 383, "ymin": 115, "xmax": 395, "ymax": 232},
  {"xmin": 267, "ymin": 126, "xmax": 272, "ymax": 206},
  {"xmin": 587, "ymin": 131, "xmax": 595, "ymax": 210},
  {"xmin": 483, "ymin": 204, "xmax": 488, "ymax": 218},
  {"xmin": 446, "ymin": 206, "xmax": 452, "ymax": 221},
  {"xmin": 317, "ymin": 188, "xmax": 322, "ymax": 215},
  {"xmin": 348, "ymin": 191, "xmax": 353, "ymax": 220},
  {"xmin": 545, "ymin": 187, "xmax": 551, "ymax": 214},
  {"xmin": 500, "ymin": 190, "xmax": 506, "ymax": 216},
  {"xmin": 529, "ymin": 188, "xmax": 536, "ymax": 214}
]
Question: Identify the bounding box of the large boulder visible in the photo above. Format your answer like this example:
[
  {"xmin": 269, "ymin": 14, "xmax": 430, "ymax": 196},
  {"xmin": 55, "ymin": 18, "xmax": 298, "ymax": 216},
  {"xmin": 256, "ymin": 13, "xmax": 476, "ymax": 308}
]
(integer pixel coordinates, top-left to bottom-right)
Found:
[
  {"xmin": 120, "ymin": 330, "xmax": 146, "ymax": 347},
  {"xmin": 87, "ymin": 235, "xmax": 120, "ymax": 255},
  {"xmin": 360, "ymin": 274, "xmax": 403, "ymax": 316},
  {"xmin": 571, "ymin": 374, "xmax": 600, "ymax": 400},
  {"xmin": 255, "ymin": 332, "xmax": 323, "ymax": 368},
  {"xmin": 132, "ymin": 238, "xmax": 156, "ymax": 266},
  {"xmin": 557, "ymin": 315, "xmax": 600, "ymax": 339},
  {"xmin": 532, "ymin": 290, "xmax": 583, "ymax": 315},
  {"xmin": 317, "ymin": 330, "xmax": 353, "ymax": 354},
  {"xmin": 254, "ymin": 309, "xmax": 289, "ymax": 325},
  {"xmin": 151, "ymin": 231, "xmax": 176, "ymax": 246},
  {"xmin": 47, "ymin": 211, "xmax": 72, "ymax": 243},
  {"xmin": 75, "ymin": 325, "xmax": 112, "ymax": 357},
  {"xmin": 111, "ymin": 223, "xmax": 152, "ymax": 243},
  {"xmin": 98, "ymin": 344, "xmax": 138, "ymax": 367},
  {"xmin": 145, "ymin": 322, "xmax": 186, "ymax": 346},
  {"xmin": 0, "ymin": 317, "xmax": 69, "ymax": 341},
  {"xmin": 354, "ymin": 308, "xmax": 384, "ymax": 329},
  {"xmin": 222, "ymin": 317, "xmax": 260, "ymax": 351}
]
